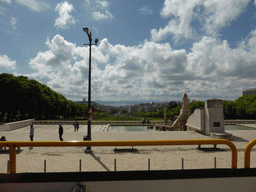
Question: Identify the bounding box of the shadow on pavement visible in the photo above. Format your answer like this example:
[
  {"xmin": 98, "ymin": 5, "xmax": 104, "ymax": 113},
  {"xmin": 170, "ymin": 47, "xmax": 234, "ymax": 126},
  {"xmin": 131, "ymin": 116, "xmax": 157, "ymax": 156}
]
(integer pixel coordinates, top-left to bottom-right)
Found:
[
  {"xmin": 114, "ymin": 148, "xmax": 140, "ymax": 153},
  {"xmin": 0, "ymin": 148, "xmax": 23, "ymax": 154},
  {"xmin": 89, "ymin": 152, "xmax": 110, "ymax": 171},
  {"xmin": 230, "ymin": 135, "xmax": 249, "ymax": 142},
  {"xmin": 197, "ymin": 147, "xmax": 227, "ymax": 152}
]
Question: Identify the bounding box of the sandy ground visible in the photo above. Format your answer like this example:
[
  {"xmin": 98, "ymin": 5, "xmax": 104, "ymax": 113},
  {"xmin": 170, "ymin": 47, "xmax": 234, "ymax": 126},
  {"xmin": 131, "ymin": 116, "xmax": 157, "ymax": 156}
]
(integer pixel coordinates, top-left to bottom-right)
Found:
[
  {"xmin": 0, "ymin": 124, "xmax": 256, "ymax": 173},
  {"xmin": 238, "ymin": 124, "xmax": 256, "ymax": 128}
]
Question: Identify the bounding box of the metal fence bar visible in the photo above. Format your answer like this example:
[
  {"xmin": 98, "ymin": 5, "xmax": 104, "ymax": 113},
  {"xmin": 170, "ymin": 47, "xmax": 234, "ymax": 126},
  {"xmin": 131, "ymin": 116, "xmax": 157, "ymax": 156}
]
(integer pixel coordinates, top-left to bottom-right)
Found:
[
  {"xmin": 182, "ymin": 158, "xmax": 184, "ymax": 170},
  {"xmin": 44, "ymin": 160, "xmax": 46, "ymax": 173},
  {"xmin": 214, "ymin": 157, "xmax": 216, "ymax": 169},
  {"xmin": 148, "ymin": 158, "xmax": 150, "ymax": 171},
  {"xmin": 114, "ymin": 159, "xmax": 116, "ymax": 171},
  {"xmin": 7, "ymin": 160, "xmax": 9, "ymax": 173},
  {"xmin": 79, "ymin": 159, "xmax": 81, "ymax": 172},
  {"xmin": 244, "ymin": 138, "xmax": 256, "ymax": 168},
  {"xmin": 9, "ymin": 145, "xmax": 16, "ymax": 174},
  {"xmin": 0, "ymin": 139, "xmax": 238, "ymax": 174}
]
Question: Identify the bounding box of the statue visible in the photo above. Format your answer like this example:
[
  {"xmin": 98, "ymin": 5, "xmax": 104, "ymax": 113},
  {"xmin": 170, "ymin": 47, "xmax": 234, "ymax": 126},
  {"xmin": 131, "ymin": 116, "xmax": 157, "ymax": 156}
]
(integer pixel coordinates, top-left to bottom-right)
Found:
[
  {"xmin": 171, "ymin": 93, "xmax": 191, "ymax": 131},
  {"xmin": 182, "ymin": 93, "xmax": 188, "ymax": 109}
]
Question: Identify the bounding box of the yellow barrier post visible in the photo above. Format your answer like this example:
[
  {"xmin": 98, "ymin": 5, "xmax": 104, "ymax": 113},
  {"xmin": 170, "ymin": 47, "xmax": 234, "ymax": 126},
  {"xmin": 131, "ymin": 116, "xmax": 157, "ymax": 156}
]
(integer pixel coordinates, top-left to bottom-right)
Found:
[
  {"xmin": 244, "ymin": 138, "xmax": 256, "ymax": 168},
  {"xmin": 9, "ymin": 144, "xmax": 16, "ymax": 174},
  {"xmin": 0, "ymin": 139, "xmax": 238, "ymax": 173}
]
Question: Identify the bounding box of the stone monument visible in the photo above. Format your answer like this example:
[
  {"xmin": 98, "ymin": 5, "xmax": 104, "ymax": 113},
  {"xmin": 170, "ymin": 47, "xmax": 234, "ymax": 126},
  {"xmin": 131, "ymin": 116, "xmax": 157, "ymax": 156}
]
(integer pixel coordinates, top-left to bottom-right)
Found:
[
  {"xmin": 171, "ymin": 93, "xmax": 191, "ymax": 131},
  {"xmin": 186, "ymin": 99, "xmax": 232, "ymax": 139}
]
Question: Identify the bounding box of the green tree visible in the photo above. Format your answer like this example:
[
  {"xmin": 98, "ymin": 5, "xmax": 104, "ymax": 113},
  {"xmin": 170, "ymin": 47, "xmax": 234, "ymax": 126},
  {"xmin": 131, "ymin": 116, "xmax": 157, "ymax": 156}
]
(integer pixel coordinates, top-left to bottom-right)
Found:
[
  {"xmin": 188, "ymin": 101, "xmax": 205, "ymax": 114},
  {"xmin": 0, "ymin": 73, "xmax": 15, "ymax": 122},
  {"xmin": 166, "ymin": 105, "xmax": 182, "ymax": 117},
  {"xmin": 0, "ymin": 73, "xmax": 88, "ymax": 121},
  {"xmin": 121, "ymin": 108, "xmax": 128, "ymax": 114},
  {"xmin": 246, "ymin": 102, "xmax": 256, "ymax": 117},
  {"xmin": 234, "ymin": 95, "xmax": 256, "ymax": 119},
  {"xmin": 168, "ymin": 101, "xmax": 178, "ymax": 109},
  {"xmin": 223, "ymin": 101, "xmax": 236, "ymax": 119}
]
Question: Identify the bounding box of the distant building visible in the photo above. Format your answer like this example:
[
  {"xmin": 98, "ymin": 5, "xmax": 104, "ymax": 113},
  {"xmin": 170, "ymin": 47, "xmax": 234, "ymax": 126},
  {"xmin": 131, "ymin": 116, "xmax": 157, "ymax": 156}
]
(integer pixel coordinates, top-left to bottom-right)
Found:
[
  {"xmin": 144, "ymin": 105, "xmax": 158, "ymax": 113},
  {"xmin": 128, "ymin": 105, "xmax": 142, "ymax": 114},
  {"xmin": 243, "ymin": 88, "xmax": 256, "ymax": 96},
  {"xmin": 75, "ymin": 98, "xmax": 95, "ymax": 105}
]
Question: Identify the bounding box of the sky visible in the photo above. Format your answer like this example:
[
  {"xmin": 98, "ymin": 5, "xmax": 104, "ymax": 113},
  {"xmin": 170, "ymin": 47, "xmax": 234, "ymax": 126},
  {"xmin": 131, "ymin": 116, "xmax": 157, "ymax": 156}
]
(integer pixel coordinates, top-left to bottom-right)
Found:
[{"xmin": 1, "ymin": 0, "xmax": 256, "ymax": 102}]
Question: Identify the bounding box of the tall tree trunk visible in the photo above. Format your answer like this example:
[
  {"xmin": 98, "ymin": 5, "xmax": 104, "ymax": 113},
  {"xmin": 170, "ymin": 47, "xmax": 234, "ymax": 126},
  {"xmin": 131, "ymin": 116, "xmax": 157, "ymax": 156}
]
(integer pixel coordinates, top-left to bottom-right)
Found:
[
  {"xmin": 5, "ymin": 112, "xmax": 10, "ymax": 123},
  {"xmin": 11, "ymin": 112, "xmax": 16, "ymax": 122}
]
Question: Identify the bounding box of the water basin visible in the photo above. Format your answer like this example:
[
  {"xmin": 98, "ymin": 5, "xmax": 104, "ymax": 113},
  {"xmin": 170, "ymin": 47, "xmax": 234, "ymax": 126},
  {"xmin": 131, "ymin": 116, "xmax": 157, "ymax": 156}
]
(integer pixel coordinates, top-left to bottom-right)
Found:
[
  {"xmin": 107, "ymin": 125, "xmax": 256, "ymax": 132},
  {"xmin": 108, "ymin": 125, "xmax": 156, "ymax": 132},
  {"xmin": 224, "ymin": 124, "xmax": 255, "ymax": 130}
]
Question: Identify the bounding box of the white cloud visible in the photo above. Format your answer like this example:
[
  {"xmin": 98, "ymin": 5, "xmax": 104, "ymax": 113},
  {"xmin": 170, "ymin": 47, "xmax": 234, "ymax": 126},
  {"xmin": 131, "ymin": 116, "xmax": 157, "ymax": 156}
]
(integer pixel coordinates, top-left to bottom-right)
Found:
[
  {"xmin": 187, "ymin": 31, "xmax": 256, "ymax": 80},
  {"xmin": 0, "ymin": 0, "xmax": 11, "ymax": 15},
  {"xmin": 96, "ymin": 0, "xmax": 109, "ymax": 9},
  {"xmin": 92, "ymin": 10, "xmax": 113, "ymax": 21},
  {"xmin": 202, "ymin": 0, "xmax": 249, "ymax": 36},
  {"xmin": 151, "ymin": 0, "xmax": 250, "ymax": 42},
  {"xmin": 29, "ymin": 34, "xmax": 90, "ymax": 95},
  {"xmin": 0, "ymin": 55, "xmax": 16, "ymax": 69},
  {"xmin": 15, "ymin": 0, "xmax": 50, "ymax": 12},
  {"xmin": 86, "ymin": 0, "xmax": 113, "ymax": 21},
  {"xmin": 10, "ymin": 17, "xmax": 17, "ymax": 29},
  {"xmin": 138, "ymin": 6, "xmax": 153, "ymax": 15},
  {"xmin": 54, "ymin": 1, "xmax": 76, "ymax": 30},
  {"xmin": 0, "ymin": 0, "xmax": 11, "ymax": 4},
  {"xmin": 28, "ymin": 29, "xmax": 256, "ymax": 101}
]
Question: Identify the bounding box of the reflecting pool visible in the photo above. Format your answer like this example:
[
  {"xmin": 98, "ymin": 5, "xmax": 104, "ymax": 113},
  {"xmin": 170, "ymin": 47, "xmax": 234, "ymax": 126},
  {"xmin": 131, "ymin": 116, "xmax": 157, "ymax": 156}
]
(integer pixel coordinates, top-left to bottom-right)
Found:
[{"xmin": 107, "ymin": 124, "xmax": 255, "ymax": 132}]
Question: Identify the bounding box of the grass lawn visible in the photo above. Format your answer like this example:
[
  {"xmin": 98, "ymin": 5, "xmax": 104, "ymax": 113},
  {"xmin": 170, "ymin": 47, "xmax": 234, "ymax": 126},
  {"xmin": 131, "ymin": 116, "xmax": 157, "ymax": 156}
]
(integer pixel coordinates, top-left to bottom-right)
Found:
[
  {"xmin": 93, "ymin": 117, "xmax": 163, "ymax": 121},
  {"xmin": 33, "ymin": 117, "xmax": 164, "ymax": 121}
]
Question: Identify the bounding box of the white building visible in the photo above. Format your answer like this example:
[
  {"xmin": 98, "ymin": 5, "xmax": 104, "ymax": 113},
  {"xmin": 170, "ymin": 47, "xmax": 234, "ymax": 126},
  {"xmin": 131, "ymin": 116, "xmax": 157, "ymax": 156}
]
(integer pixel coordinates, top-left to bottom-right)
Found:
[
  {"xmin": 243, "ymin": 88, "xmax": 256, "ymax": 96},
  {"xmin": 128, "ymin": 105, "xmax": 142, "ymax": 114},
  {"xmin": 186, "ymin": 99, "xmax": 224, "ymax": 135}
]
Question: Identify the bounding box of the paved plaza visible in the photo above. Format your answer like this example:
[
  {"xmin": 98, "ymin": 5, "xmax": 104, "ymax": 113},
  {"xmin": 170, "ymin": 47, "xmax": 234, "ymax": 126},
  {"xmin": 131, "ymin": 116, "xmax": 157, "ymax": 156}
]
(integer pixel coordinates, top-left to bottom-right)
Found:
[{"xmin": 0, "ymin": 124, "xmax": 256, "ymax": 173}]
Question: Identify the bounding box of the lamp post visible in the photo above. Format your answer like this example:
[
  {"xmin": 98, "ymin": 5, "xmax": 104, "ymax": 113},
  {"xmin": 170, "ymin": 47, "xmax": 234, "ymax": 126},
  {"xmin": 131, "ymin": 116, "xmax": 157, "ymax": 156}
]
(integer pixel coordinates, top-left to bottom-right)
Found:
[{"xmin": 83, "ymin": 27, "xmax": 98, "ymax": 152}]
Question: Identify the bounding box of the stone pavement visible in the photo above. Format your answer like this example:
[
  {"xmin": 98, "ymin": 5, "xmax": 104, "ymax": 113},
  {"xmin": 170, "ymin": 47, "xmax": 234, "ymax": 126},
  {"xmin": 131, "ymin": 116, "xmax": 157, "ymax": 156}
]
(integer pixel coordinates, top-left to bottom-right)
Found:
[
  {"xmin": 0, "ymin": 125, "xmax": 256, "ymax": 173},
  {"xmin": 239, "ymin": 124, "xmax": 256, "ymax": 128}
]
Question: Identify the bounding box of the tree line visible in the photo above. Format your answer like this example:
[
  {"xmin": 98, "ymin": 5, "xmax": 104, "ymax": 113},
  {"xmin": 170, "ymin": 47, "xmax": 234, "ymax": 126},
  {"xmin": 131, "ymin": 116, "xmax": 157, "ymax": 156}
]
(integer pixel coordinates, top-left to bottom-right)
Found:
[
  {"xmin": 133, "ymin": 101, "xmax": 205, "ymax": 118},
  {"xmin": 2, "ymin": 73, "xmax": 256, "ymax": 122},
  {"xmin": 135, "ymin": 95, "xmax": 256, "ymax": 120},
  {"xmin": 0, "ymin": 73, "xmax": 88, "ymax": 122},
  {"xmin": 223, "ymin": 95, "xmax": 256, "ymax": 119}
]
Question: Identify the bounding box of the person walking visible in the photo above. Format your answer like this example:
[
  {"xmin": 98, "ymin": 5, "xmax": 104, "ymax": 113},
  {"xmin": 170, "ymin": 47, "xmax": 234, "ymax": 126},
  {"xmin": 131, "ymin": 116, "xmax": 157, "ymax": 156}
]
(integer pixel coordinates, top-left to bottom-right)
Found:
[
  {"xmin": 29, "ymin": 124, "xmax": 34, "ymax": 150},
  {"xmin": 30, "ymin": 124, "xmax": 34, "ymax": 141},
  {"xmin": 0, "ymin": 136, "xmax": 7, "ymax": 150},
  {"xmin": 59, "ymin": 124, "xmax": 64, "ymax": 141},
  {"xmin": 76, "ymin": 121, "xmax": 79, "ymax": 132},
  {"xmin": 73, "ymin": 121, "xmax": 77, "ymax": 132}
]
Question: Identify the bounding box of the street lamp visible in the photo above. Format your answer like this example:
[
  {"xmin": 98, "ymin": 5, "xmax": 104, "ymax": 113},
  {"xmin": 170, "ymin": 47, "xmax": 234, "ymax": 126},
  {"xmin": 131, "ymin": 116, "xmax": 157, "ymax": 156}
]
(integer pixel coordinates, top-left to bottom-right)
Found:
[{"xmin": 83, "ymin": 26, "xmax": 98, "ymax": 152}]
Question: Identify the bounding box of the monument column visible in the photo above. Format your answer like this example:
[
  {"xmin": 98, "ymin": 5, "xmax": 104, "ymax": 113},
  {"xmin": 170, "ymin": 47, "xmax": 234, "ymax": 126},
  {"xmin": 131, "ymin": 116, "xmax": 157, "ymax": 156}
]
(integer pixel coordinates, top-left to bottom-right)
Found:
[
  {"xmin": 170, "ymin": 93, "xmax": 191, "ymax": 131},
  {"xmin": 180, "ymin": 93, "xmax": 191, "ymax": 131},
  {"xmin": 164, "ymin": 107, "xmax": 167, "ymax": 124}
]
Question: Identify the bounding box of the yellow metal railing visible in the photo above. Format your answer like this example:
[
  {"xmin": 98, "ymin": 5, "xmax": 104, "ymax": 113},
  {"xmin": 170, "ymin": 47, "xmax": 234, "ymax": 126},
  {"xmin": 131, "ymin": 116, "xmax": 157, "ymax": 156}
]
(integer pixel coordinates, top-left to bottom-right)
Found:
[
  {"xmin": 0, "ymin": 139, "xmax": 237, "ymax": 173},
  {"xmin": 244, "ymin": 138, "xmax": 256, "ymax": 168}
]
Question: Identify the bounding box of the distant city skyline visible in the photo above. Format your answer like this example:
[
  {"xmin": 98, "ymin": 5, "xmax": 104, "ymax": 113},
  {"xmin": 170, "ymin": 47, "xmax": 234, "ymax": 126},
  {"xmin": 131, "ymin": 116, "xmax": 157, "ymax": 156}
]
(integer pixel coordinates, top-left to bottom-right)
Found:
[
  {"xmin": 1, "ymin": 0, "xmax": 256, "ymax": 102},
  {"xmin": 93, "ymin": 100, "xmax": 171, "ymax": 107},
  {"xmin": 77, "ymin": 99, "xmax": 172, "ymax": 114},
  {"xmin": 75, "ymin": 99, "xmax": 171, "ymax": 107}
]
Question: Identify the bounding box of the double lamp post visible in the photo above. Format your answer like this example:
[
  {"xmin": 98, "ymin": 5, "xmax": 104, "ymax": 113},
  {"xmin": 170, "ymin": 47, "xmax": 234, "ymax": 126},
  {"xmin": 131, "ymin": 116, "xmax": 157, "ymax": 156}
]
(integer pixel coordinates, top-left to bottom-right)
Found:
[{"xmin": 83, "ymin": 27, "xmax": 98, "ymax": 152}]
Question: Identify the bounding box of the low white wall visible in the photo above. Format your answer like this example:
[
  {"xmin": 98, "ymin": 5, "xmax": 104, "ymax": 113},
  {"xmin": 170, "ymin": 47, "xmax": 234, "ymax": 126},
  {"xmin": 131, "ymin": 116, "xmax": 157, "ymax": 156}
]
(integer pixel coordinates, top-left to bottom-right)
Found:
[
  {"xmin": 33, "ymin": 121, "xmax": 164, "ymax": 125},
  {"xmin": 0, "ymin": 119, "xmax": 34, "ymax": 131},
  {"xmin": 187, "ymin": 99, "xmax": 224, "ymax": 136},
  {"xmin": 186, "ymin": 108, "xmax": 205, "ymax": 133},
  {"xmin": 204, "ymin": 99, "xmax": 224, "ymax": 135},
  {"xmin": 206, "ymin": 107, "xmax": 224, "ymax": 133}
]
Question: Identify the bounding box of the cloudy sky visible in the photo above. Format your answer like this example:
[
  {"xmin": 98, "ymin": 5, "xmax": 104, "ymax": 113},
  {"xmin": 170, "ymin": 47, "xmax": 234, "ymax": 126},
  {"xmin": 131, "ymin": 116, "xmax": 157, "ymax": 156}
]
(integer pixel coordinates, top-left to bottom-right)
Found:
[{"xmin": 1, "ymin": 0, "xmax": 256, "ymax": 102}]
